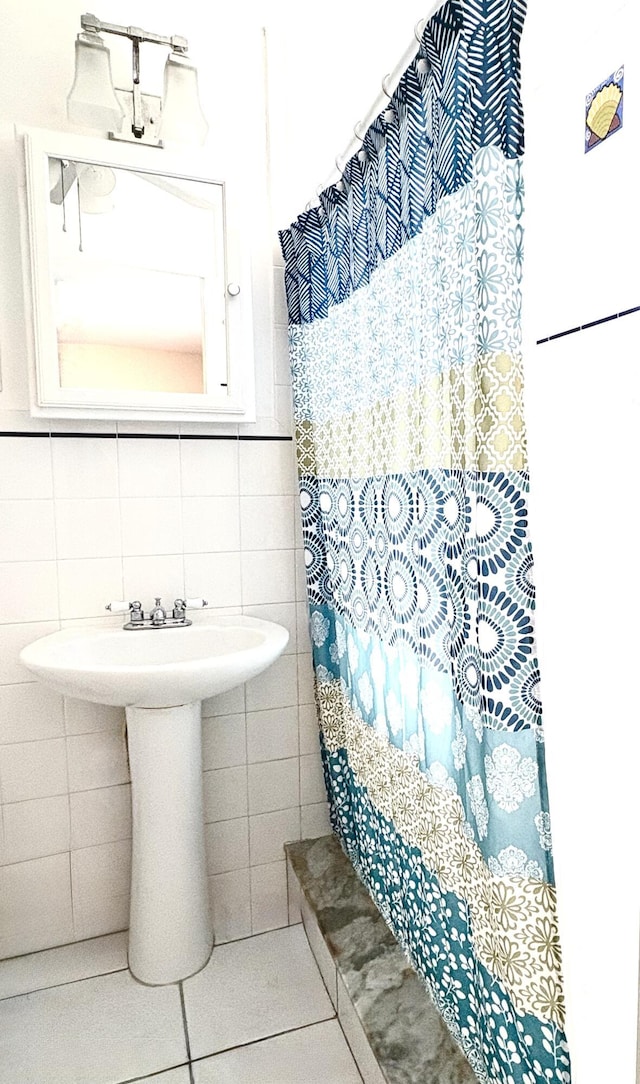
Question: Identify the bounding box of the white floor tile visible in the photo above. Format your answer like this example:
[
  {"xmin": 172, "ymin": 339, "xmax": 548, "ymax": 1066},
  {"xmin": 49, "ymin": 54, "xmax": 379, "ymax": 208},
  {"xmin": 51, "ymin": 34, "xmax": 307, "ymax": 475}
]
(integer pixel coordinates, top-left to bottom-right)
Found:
[
  {"xmin": 0, "ymin": 932, "xmax": 128, "ymax": 1001},
  {"xmin": 129, "ymin": 1069, "xmax": 191, "ymax": 1083},
  {"xmin": 192, "ymin": 1019, "xmax": 362, "ymax": 1084},
  {"xmin": 0, "ymin": 969, "xmax": 186, "ymax": 1084},
  {"xmin": 182, "ymin": 924, "xmax": 334, "ymax": 1060}
]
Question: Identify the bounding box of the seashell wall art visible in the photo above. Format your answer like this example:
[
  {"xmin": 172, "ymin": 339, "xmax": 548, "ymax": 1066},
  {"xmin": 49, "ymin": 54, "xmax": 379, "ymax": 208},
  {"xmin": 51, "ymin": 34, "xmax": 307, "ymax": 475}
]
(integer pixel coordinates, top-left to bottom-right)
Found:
[{"xmin": 585, "ymin": 66, "xmax": 624, "ymax": 152}]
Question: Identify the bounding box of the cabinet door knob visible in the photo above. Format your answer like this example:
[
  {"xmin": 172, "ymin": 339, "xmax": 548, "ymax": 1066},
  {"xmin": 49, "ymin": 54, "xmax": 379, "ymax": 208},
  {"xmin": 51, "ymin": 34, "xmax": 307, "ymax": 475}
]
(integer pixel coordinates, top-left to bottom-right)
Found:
[{"xmin": 227, "ymin": 282, "xmax": 241, "ymax": 297}]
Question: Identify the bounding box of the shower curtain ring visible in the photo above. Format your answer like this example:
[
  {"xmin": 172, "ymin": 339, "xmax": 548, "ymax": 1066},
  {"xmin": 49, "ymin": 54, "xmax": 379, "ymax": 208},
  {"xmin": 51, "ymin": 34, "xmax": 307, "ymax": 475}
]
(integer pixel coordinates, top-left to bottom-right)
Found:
[
  {"xmin": 353, "ymin": 121, "xmax": 366, "ymax": 143},
  {"xmin": 414, "ymin": 17, "xmax": 427, "ymax": 42},
  {"xmin": 381, "ymin": 74, "xmax": 394, "ymax": 98}
]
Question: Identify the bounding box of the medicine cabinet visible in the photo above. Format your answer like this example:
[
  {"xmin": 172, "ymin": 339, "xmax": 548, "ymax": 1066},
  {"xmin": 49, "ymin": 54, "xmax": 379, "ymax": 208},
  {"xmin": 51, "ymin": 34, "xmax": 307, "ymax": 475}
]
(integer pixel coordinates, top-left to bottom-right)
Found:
[{"xmin": 20, "ymin": 128, "xmax": 255, "ymax": 421}]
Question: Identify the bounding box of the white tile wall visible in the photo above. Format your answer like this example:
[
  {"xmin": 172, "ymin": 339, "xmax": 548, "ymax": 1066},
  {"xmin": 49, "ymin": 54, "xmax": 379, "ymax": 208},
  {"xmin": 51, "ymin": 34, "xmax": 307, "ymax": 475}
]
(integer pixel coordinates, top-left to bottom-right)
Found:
[
  {"xmin": 300, "ymin": 753, "xmax": 327, "ymax": 806},
  {"xmin": 0, "ymin": 622, "xmax": 58, "ymax": 684},
  {"xmin": 240, "ymin": 549, "xmax": 295, "ymax": 606},
  {"xmin": 245, "ymin": 653, "xmax": 298, "ymax": 712},
  {"xmin": 0, "ymin": 562, "xmax": 59, "ymax": 623},
  {"xmin": 250, "ymin": 860, "xmax": 289, "ymax": 934},
  {"xmin": 240, "ymin": 495, "xmax": 296, "ymax": 550},
  {"xmin": 183, "ymin": 496, "xmax": 241, "ymax": 553},
  {"xmin": 117, "ymin": 438, "xmax": 181, "ymax": 497},
  {"xmin": 120, "ymin": 498, "xmax": 183, "ymax": 556},
  {"xmin": 71, "ymin": 840, "xmax": 132, "ymax": 941},
  {"xmin": 208, "ymin": 868, "xmax": 252, "ymax": 944},
  {"xmin": 66, "ymin": 731, "xmax": 130, "ymax": 793},
  {"xmin": 299, "ymin": 702, "xmax": 321, "ymax": 755},
  {"xmin": 246, "ymin": 706, "xmax": 298, "ymax": 763},
  {"xmin": 205, "ymin": 818, "xmax": 249, "ymax": 876},
  {"xmin": 51, "ymin": 437, "xmax": 118, "ymax": 498},
  {"xmin": 249, "ymin": 808, "xmax": 300, "ymax": 867},
  {"xmin": 0, "ymin": 853, "xmax": 74, "ymax": 958},
  {"xmin": 203, "ymin": 765, "xmax": 248, "ymax": 823},
  {"xmin": 0, "ymin": 438, "xmax": 53, "ymax": 499},
  {"xmin": 202, "ymin": 714, "xmax": 246, "ymax": 771},
  {"xmin": 2, "ymin": 795, "xmax": 70, "ymax": 865},
  {"xmin": 248, "ymin": 758, "xmax": 299, "ymax": 815},
  {"xmin": 0, "ymin": 401, "xmax": 329, "ymax": 959},
  {"xmin": 0, "ymin": 500, "xmax": 56, "ymax": 562},
  {"xmin": 55, "ymin": 499, "xmax": 121, "ymax": 560},
  {"xmin": 0, "ymin": 683, "xmax": 65, "ymax": 744},
  {"xmin": 301, "ymin": 802, "xmax": 332, "ymax": 840},
  {"xmin": 179, "ymin": 439, "xmax": 239, "ymax": 496},
  {"xmin": 0, "ymin": 738, "xmax": 68, "ymax": 803},
  {"xmin": 69, "ymin": 785, "xmax": 132, "ymax": 850},
  {"xmin": 64, "ymin": 700, "xmax": 124, "ymax": 736}
]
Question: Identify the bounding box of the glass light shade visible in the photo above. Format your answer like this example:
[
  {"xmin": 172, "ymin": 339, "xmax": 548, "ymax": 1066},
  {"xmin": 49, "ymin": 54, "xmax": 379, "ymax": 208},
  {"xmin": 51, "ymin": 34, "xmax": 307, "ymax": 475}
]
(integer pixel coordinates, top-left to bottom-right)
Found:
[
  {"xmin": 159, "ymin": 53, "xmax": 209, "ymax": 146},
  {"xmin": 76, "ymin": 164, "xmax": 116, "ymax": 214},
  {"xmin": 67, "ymin": 33, "xmax": 124, "ymax": 132}
]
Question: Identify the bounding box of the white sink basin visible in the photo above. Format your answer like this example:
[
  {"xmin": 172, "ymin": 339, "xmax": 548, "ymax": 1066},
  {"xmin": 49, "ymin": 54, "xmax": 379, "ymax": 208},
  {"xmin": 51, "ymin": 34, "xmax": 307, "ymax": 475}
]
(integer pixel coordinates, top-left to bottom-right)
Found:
[
  {"xmin": 19, "ymin": 616, "xmax": 289, "ymax": 708},
  {"xmin": 20, "ymin": 614, "xmax": 289, "ymax": 985}
]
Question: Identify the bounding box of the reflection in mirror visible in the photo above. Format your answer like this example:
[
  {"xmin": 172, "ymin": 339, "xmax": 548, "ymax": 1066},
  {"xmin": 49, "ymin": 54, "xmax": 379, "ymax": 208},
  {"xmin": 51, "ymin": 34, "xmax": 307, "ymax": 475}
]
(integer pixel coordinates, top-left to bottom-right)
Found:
[{"xmin": 46, "ymin": 158, "xmax": 225, "ymax": 396}]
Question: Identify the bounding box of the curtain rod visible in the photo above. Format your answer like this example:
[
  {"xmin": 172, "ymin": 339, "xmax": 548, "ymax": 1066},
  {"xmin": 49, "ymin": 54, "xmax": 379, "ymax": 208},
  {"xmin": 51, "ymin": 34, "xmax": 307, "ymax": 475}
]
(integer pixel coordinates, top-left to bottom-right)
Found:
[{"xmin": 310, "ymin": 0, "xmax": 447, "ymax": 206}]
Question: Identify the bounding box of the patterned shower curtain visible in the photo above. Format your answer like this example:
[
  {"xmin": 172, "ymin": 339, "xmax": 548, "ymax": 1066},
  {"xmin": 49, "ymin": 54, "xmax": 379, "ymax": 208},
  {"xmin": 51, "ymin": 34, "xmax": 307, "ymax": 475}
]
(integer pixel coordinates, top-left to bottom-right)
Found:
[{"xmin": 279, "ymin": 1, "xmax": 570, "ymax": 1080}]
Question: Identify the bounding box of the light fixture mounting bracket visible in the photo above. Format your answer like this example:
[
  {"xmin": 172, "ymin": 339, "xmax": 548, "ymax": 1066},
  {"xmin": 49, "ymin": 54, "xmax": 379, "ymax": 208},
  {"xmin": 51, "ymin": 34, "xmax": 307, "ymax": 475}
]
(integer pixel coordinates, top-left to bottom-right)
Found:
[{"xmin": 109, "ymin": 89, "xmax": 163, "ymax": 147}]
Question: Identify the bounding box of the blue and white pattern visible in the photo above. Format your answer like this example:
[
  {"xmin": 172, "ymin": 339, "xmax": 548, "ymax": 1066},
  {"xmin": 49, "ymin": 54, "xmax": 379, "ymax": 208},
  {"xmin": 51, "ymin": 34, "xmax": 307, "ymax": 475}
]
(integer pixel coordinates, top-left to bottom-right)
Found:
[
  {"xmin": 279, "ymin": 0, "xmax": 570, "ymax": 1079},
  {"xmin": 323, "ymin": 745, "xmax": 571, "ymax": 1084},
  {"xmin": 288, "ymin": 149, "xmax": 523, "ymax": 427},
  {"xmin": 301, "ymin": 470, "xmax": 541, "ymax": 735}
]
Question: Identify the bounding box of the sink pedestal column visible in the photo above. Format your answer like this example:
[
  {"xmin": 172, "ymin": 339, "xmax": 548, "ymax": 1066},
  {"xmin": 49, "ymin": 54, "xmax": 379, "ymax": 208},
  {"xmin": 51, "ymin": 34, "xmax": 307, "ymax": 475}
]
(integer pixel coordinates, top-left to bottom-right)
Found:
[{"xmin": 125, "ymin": 702, "xmax": 213, "ymax": 985}]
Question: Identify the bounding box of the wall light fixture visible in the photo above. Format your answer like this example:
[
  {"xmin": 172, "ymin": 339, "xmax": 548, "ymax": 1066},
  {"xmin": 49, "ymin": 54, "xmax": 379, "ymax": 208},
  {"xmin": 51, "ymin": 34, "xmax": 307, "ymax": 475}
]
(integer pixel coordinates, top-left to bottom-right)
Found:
[{"xmin": 67, "ymin": 12, "xmax": 209, "ymax": 147}]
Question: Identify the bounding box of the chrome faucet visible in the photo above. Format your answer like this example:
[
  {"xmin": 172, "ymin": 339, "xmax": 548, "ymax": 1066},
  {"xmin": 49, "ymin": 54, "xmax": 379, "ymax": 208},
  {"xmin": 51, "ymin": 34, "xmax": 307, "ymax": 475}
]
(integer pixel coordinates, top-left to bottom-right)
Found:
[
  {"xmin": 106, "ymin": 598, "xmax": 208, "ymax": 629},
  {"xmin": 150, "ymin": 598, "xmax": 167, "ymax": 626}
]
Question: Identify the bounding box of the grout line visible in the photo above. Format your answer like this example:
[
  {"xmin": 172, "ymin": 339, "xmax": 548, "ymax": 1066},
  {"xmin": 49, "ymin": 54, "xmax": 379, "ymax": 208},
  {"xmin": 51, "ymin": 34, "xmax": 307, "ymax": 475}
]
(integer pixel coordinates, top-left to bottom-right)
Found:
[
  {"xmin": 236, "ymin": 448, "xmax": 253, "ymax": 936},
  {"xmin": 0, "ymin": 961, "xmax": 129, "ymax": 1002},
  {"xmin": 0, "ymin": 930, "xmax": 127, "ymax": 965},
  {"xmin": 117, "ymin": 1062, "xmax": 191, "ymax": 1084},
  {"xmin": 113, "ymin": 428, "xmax": 126, "ymax": 610},
  {"xmin": 177, "ymin": 434, "xmax": 187, "ymax": 605},
  {"xmin": 335, "ymin": 1012, "xmax": 367, "ymax": 1084},
  {"xmin": 175, "ymin": 432, "xmax": 186, "ymax": 602},
  {"xmin": 178, "ymin": 981, "xmax": 194, "ymax": 1071},
  {"xmin": 0, "ymin": 431, "xmax": 293, "ymax": 442},
  {"xmin": 536, "ymin": 303, "xmax": 640, "ymax": 344},
  {"xmin": 188, "ymin": 1015, "xmax": 337, "ymax": 1068}
]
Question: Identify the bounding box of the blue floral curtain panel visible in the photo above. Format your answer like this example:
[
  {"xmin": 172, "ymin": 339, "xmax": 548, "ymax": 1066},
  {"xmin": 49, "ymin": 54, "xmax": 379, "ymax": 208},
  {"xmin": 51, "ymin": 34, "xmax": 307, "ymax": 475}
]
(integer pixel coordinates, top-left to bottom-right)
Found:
[{"xmin": 279, "ymin": 1, "xmax": 571, "ymax": 1080}]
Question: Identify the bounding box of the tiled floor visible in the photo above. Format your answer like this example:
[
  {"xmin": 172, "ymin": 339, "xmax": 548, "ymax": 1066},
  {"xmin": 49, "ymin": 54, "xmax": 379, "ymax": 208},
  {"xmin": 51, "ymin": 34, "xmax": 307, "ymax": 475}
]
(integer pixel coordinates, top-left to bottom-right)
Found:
[{"xmin": 0, "ymin": 926, "xmax": 363, "ymax": 1083}]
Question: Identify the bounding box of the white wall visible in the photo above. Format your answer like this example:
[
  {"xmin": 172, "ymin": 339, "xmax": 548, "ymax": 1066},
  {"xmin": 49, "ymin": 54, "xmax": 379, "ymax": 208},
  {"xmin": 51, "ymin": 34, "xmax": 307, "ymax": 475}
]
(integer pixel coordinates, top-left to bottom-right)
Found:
[
  {"xmin": 0, "ymin": 0, "xmax": 330, "ymax": 959},
  {"xmin": 522, "ymin": 1, "xmax": 639, "ymax": 1081}
]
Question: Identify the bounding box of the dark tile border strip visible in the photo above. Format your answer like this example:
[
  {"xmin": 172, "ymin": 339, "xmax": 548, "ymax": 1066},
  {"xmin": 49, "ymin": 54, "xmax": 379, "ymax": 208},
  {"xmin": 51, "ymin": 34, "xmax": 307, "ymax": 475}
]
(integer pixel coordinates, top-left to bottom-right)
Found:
[
  {"xmin": 0, "ymin": 431, "xmax": 293, "ymax": 441},
  {"xmin": 536, "ymin": 304, "xmax": 640, "ymax": 344}
]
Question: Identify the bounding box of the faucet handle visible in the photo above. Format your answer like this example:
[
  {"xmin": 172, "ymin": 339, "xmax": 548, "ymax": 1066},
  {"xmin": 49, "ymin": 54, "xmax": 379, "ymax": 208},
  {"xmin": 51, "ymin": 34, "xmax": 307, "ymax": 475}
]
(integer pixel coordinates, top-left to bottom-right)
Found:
[
  {"xmin": 105, "ymin": 600, "xmax": 139, "ymax": 614},
  {"xmin": 172, "ymin": 598, "xmax": 208, "ymax": 620}
]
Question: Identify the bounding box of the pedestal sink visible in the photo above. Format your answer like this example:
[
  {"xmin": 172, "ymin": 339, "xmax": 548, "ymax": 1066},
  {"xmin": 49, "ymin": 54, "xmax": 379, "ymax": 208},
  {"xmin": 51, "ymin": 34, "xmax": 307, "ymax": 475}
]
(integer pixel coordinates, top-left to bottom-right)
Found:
[{"xmin": 20, "ymin": 617, "xmax": 288, "ymax": 985}]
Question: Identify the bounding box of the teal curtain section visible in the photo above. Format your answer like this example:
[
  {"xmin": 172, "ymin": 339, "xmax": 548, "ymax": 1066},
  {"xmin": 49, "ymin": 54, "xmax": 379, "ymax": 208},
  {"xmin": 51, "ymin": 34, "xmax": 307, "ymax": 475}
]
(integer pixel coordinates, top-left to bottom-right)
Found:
[{"xmin": 280, "ymin": 2, "xmax": 571, "ymax": 1081}]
